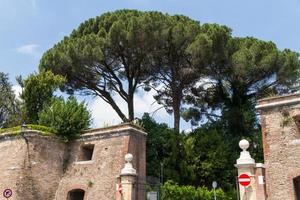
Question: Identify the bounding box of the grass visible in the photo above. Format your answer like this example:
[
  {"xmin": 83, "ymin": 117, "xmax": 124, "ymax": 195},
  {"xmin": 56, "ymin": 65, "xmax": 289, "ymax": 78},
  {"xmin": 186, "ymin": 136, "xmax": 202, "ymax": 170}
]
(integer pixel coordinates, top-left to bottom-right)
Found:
[{"xmin": 0, "ymin": 124, "xmax": 56, "ymax": 136}]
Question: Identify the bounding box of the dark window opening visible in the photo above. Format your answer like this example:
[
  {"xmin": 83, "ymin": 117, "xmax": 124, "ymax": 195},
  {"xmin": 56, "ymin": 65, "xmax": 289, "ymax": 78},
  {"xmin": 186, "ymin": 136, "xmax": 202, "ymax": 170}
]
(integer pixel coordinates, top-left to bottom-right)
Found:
[
  {"xmin": 67, "ymin": 189, "xmax": 85, "ymax": 200},
  {"xmin": 293, "ymin": 115, "xmax": 300, "ymax": 137},
  {"xmin": 78, "ymin": 144, "xmax": 94, "ymax": 161},
  {"xmin": 294, "ymin": 176, "xmax": 300, "ymax": 200}
]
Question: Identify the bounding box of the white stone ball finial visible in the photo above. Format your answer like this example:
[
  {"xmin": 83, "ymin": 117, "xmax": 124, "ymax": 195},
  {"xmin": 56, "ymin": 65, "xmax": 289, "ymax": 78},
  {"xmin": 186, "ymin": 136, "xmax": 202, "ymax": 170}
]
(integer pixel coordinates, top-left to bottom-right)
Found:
[
  {"xmin": 236, "ymin": 139, "xmax": 255, "ymax": 166},
  {"xmin": 121, "ymin": 153, "xmax": 137, "ymax": 176},
  {"xmin": 239, "ymin": 139, "xmax": 249, "ymax": 151},
  {"xmin": 125, "ymin": 153, "xmax": 133, "ymax": 162}
]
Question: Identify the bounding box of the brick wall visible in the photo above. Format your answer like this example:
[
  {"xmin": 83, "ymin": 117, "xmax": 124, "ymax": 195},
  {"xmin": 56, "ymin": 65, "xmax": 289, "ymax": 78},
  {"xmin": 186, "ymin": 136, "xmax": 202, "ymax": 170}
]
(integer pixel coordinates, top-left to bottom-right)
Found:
[
  {"xmin": 257, "ymin": 93, "xmax": 300, "ymax": 200},
  {"xmin": 0, "ymin": 132, "xmax": 65, "ymax": 200},
  {"xmin": 0, "ymin": 124, "xmax": 146, "ymax": 200}
]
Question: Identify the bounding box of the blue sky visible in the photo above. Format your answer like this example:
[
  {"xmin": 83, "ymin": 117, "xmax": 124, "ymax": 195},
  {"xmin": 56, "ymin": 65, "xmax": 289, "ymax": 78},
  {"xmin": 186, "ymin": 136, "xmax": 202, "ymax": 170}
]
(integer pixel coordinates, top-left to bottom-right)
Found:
[{"xmin": 1, "ymin": 0, "xmax": 300, "ymax": 129}]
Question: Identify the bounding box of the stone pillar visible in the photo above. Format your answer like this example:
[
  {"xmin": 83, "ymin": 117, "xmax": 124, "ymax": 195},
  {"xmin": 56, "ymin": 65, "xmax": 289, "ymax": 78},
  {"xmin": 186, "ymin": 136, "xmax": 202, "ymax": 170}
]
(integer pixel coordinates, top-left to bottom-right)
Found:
[
  {"xmin": 119, "ymin": 153, "xmax": 138, "ymax": 200},
  {"xmin": 235, "ymin": 139, "xmax": 257, "ymax": 200},
  {"xmin": 254, "ymin": 163, "xmax": 266, "ymax": 200}
]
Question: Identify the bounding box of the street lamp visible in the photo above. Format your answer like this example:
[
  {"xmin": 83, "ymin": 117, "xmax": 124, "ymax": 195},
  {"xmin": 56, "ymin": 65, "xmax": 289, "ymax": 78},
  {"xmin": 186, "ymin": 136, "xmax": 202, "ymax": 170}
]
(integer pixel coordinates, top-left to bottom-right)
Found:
[
  {"xmin": 212, "ymin": 181, "xmax": 217, "ymax": 200},
  {"xmin": 160, "ymin": 162, "xmax": 164, "ymax": 184},
  {"xmin": 21, "ymin": 123, "xmax": 27, "ymax": 132}
]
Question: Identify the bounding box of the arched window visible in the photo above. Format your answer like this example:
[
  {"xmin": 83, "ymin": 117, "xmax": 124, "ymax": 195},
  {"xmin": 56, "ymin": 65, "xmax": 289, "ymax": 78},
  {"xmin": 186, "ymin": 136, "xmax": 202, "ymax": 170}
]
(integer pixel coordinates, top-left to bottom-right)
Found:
[
  {"xmin": 67, "ymin": 189, "xmax": 85, "ymax": 200},
  {"xmin": 294, "ymin": 176, "xmax": 300, "ymax": 200}
]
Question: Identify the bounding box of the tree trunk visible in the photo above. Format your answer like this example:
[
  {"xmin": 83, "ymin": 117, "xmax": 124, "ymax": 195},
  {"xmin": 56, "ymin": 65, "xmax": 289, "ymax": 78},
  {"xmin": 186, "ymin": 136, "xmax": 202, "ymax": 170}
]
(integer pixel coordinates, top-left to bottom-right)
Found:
[
  {"xmin": 173, "ymin": 90, "xmax": 182, "ymax": 133},
  {"xmin": 173, "ymin": 105, "xmax": 180, "ymax": 133},
  {"xmin": 127, "ymin": 79, "xmax": 135, "ymax": 122},
  {"xmin": 128, "ymin": 93, "xmax": 134, "ymax": 121}
]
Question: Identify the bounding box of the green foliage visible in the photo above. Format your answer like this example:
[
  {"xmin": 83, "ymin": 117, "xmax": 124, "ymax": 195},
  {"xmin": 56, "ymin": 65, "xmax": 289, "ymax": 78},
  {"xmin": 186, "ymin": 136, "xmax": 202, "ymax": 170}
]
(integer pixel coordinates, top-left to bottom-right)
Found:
[
  {"xmin": 39, "ymin": 10, "xmax": 166, "ymax": 122},
  {"xmin": 184, "ymin": 124, "xmax": 235, "ymax": 189},
  {"xmin": 140, "ymin": 113, "xmax": 175, "ymax": 178},
  {"xmin": 161, "ymin": 181, "xmax": 234, "ymax": 200},
  {"xmin": 0, "ymin": 124, "xmax": 55, "ymax": 136},
  {"xmin": 149, "ymin": 14, "xmax": 202, "ymax": 132},
  {"xmin": 39, "ymin": 9, "xmax": 300, "ymax": 134},
  {"xmin": 184, "ymin": 24, "xmax": 300, "ymax": 139},
  {"xmin": 0, "ymin": 72, "xmax": 22, "ymax": 128},
  {"xmin": 141, "ymin": 114, "xmax": 190, "ymax": 183},
  {"xmin": 39, "ymin": 97, "xmax": 91, "ymax": 141},
  {"xmin": 20, "ymin": 70, "xmax": 65, "ymax": 124},
  {"xmin": 141, "ymin": 114, "xmax": 236, "ymax": 188}
]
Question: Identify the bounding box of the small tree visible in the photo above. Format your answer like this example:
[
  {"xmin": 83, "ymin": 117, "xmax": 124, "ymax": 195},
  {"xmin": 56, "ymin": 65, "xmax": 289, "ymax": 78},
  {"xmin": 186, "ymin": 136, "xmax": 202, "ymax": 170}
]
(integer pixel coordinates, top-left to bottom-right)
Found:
[
  {"xmin": 0, "ymin": 72, "xmax": 21, "ymax": 128},
  {"xmin": 39, "ymin": 96, "xmax": 91, "ymax": 141},
  {"xmin": 19, "ymin": 70, "xmax": 65, "ymax": 123}
]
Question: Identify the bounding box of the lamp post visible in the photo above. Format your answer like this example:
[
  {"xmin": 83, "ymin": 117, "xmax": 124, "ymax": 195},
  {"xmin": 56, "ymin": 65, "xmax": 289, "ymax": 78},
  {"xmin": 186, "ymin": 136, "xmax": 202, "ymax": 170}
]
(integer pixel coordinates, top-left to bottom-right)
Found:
[
  {"xmin": 160, "ymin": 162, "xmax": 164, "ymax": 184},
  {"xmin": 21, "ymin": 123, "xmax": 27, "ymax": 132},
  {"xmin": 212, "ymin": 181, "xmax": 217, "ymax": 200}
]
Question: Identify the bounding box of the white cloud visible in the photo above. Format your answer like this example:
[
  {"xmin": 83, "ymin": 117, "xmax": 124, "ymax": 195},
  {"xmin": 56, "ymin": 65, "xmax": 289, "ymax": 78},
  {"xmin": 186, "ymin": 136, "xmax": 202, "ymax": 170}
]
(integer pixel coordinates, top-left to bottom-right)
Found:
[
  {"xmin": 89, "ymin": 96, "xmax": 126, "ymax": 128},
  {"xmin": 12, "ymin": 85, "xmax": 22, "ymax": 100},
  {"xmin": 16, "ymin": 44, "xmax": 39, "ymax": 56},
  {"xmin": 89, "ymin": 89, "xmax": 169, "ymax": 128}
]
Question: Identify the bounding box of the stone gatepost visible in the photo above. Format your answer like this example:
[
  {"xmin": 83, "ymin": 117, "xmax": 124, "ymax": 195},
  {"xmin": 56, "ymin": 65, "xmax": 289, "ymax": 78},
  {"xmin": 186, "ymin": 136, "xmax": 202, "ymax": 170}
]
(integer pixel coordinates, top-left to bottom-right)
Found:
[
  {"xmin": 235, "ymin": 139, "xmax": 257, "ymax": 200},
  {"xmin": 119, "ymin": 153, "xmax": 138, "ymax": 200},
  {"xmin": 235, "ymin": 139, "xmax": 266, "ymax": 200}
]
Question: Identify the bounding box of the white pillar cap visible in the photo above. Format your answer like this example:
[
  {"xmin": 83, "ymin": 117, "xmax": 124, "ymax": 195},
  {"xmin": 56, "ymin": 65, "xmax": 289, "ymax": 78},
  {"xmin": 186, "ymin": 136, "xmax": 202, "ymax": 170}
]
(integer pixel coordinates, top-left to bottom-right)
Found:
[
  {"xmin": 121, "ymin": 153, "xmax": 137, "ymax": 176},
  {"xmin": 236, "ymin": 139, "xmax": 255, "ymax": 167}
]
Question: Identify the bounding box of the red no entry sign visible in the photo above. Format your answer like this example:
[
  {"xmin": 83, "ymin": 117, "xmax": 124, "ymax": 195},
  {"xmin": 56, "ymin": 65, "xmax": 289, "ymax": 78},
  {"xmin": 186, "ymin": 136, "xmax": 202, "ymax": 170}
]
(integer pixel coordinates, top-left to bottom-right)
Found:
[{"xmin": 238, "ymin": 174, "xmax": 251, "ymax": 187}]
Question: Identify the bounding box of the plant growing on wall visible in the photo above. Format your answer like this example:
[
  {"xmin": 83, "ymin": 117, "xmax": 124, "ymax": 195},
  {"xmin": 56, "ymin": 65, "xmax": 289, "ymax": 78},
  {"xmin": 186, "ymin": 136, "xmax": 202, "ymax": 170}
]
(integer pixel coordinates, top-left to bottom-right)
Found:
[{"xmin": 39, "ymin": 96, "xmax": 91, "ymax": 141}]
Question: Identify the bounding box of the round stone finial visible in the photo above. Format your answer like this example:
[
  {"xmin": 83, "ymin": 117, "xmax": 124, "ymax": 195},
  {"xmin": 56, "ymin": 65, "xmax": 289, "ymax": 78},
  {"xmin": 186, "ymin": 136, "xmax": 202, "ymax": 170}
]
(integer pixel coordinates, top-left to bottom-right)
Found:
[
  {"xmin": 125, "ymin": 153, "xmax": 133, "ymax": 162},
  {"xmin": 239, "ymin": 139, "xmax": 250, "ymax": 151}
]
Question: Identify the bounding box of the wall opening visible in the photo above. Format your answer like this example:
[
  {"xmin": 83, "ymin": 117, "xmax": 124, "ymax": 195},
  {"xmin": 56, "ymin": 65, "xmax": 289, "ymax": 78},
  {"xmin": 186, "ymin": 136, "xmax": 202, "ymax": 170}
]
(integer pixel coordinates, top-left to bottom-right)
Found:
[
  {"xmin": 67, "ymin": 189, "xmax": 85, "ymax": 200},
  {"xmin": 78, "ymin": 144, "xmax": 94, "ymax": 161},
  {"xmin": 294, "ymin": 176, "xmax": 300, "ymax": 200}
]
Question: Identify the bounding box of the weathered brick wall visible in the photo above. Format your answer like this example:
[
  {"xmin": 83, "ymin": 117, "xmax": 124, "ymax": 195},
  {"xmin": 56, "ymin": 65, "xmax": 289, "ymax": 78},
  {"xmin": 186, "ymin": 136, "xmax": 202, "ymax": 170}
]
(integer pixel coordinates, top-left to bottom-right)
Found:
[
  {"xmin": 0, "ymin": 124, "xmax": 146, "ymax": 200},
  {"xmin": 257, "ymin": 94, "xmax": 300, "ymax": 200},
  {"xmin": 0, "ymin": 132, "xmax": 65, "ymax": 200}
]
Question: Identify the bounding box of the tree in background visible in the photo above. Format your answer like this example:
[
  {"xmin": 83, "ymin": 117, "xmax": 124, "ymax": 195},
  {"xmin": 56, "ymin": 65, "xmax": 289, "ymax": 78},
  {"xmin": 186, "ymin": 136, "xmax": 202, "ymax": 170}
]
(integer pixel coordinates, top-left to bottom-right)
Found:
[
  {"xmin": 0, "ymin": 72, "xmax": 21, "ymax": 128},
  {"xmin": 39, "ymin": 96, "xmax": 91, "ymax": 141},
  {"xmin": 18, "ymin": 70, "xmax": 65, "ymax": 124},
  {"xmin": 141, "ymin": 113, "xmax": 192, "ymax": 184},
  {"xmin": 185, "ymin": 25, "xmax": 300, "ymax": 138},
  {"xmin": 141, "ymin": 114, "xmax": 236, "ymax": 189},
  {"xmin": 39, "ymin": 10, "xmax": 167, "ymax": 122},
  {"xmin": 148, "ymin": 15, "xmax": 204, "ymax": 132},
  {"xmin": 184, "ymin": 123, "xmax": 235, "ymax": 189}
]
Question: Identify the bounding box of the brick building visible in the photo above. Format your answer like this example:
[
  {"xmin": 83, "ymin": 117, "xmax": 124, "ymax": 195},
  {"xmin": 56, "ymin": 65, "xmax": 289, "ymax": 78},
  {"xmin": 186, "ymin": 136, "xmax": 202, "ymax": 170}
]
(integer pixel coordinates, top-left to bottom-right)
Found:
[
  {"xmin": 0, "ymin": 123, "xmax": 146, "ymax": 200},
  {"xmin": 256, "ymin": 93, "xmax": 300, "ymax": 200}
]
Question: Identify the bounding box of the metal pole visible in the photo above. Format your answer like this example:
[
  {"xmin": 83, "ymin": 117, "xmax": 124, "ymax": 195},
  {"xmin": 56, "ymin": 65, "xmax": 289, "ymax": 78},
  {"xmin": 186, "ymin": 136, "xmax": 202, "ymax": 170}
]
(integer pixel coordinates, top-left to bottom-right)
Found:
[
  {"xmin": 213, "ymin": 188, "xmax": 216, "ymax": 200},
  {"xmin": 212, "ymin": 181, "xmax": 217, "ymax": 200},
  {"xmin": 236, "ymin": 176, "xmax": 240, "ymax": 200},
  {"xmin": 160, "ymin": 163, "xmax": 164, "ymax": 184}
]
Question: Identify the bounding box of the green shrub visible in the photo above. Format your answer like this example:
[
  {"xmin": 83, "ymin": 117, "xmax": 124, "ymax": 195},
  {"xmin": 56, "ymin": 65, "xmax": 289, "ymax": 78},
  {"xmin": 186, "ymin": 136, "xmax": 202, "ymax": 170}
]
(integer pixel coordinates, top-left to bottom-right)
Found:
[
  {"xmin": 39, "ymin": 96, "xmax": 91, "ymax": 141},
  {"xmin": 0, "ymin": 124, "xmax": 55, "ymax": 136},
  {"xmin": 161, "ymin": 181, "xmax": 234, "ymax": 200}
]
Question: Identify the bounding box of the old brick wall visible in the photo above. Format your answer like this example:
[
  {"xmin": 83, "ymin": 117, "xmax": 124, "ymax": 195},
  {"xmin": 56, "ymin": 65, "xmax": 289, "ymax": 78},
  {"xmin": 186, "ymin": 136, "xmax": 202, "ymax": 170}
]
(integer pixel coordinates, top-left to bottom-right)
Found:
[
  {"xmin": 0, "ymin": 124, "xmax": 146, "ymax": 200},
  {"xmin": 258, "ymin": 94, "xmax": 300, "ymax": 200},
  {"xmin": 54, "ymin": 125, "xmax": 147, "ymax": 200},
  {"xmin": 0, "ymin": 132, "xmax": 66, "ymax": 200}
]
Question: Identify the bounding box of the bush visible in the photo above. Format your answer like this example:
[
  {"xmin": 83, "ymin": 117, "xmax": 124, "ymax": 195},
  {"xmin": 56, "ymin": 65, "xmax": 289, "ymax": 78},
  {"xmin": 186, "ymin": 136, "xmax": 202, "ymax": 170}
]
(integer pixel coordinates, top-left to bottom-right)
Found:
[
  {"xmin": 39, "ymin": 96, "xmax": 91, "ymax": 141},
  {"xmin": 161, "ymin": 181, "xmax": 234, "ymax": 200}
]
